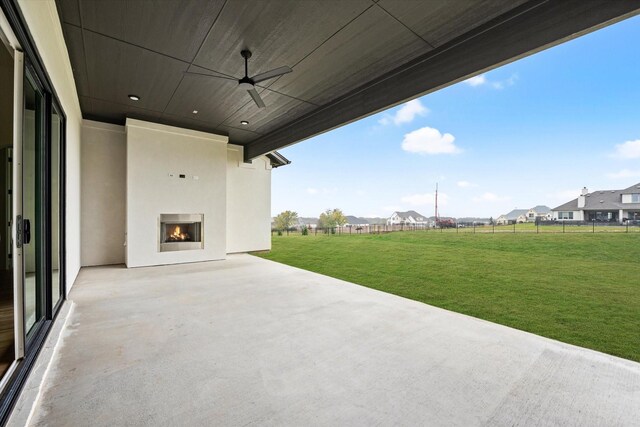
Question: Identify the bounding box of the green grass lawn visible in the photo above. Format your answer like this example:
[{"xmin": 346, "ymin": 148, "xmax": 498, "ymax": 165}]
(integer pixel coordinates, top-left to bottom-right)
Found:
[{"xmin": 255, "ymin": 232, "xmax": 640, "ymax": 362}]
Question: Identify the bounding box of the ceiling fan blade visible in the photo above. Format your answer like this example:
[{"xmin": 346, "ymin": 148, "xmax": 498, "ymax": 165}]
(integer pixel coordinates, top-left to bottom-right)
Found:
[
  {"xmin": 252, "ymin": 66, "xmax": 292, "ymax": 84},
  {"xmin": 182, "ymin": 71, "xmax": 236, "ymax": 82},
  {"xmin": 248, "ymin": 88, "xmax": 266, "ymax": 108}
]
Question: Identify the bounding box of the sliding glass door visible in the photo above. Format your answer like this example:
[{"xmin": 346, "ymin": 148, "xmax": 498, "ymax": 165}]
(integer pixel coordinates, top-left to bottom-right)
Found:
[
  {"xmin": 50, "ymin": 106, "xmax": 62, "ymax": 311},
  {"xmin": 0, "ymin": 1, "xmax": 66, "ymax": 419},
  {"xmin": 0, "ymin": 29, "xmax": 14, "ymax": 379},
  {"xmin": 22, "ymin": 71, "xmax": 44, "ymax": 339}
]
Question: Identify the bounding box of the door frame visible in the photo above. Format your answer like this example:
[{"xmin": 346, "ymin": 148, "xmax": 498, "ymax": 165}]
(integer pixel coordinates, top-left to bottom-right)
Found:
[
  {"xmin": 11, "ymin": 48, "xmax": 23, "ymax": 361},
  {"xmin": 0, "ymin": 0, "xmax": 68, "ymax": 423}
]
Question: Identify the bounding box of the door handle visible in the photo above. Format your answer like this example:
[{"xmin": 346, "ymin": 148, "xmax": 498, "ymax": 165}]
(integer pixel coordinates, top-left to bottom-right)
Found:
[{"xmin": 23, "ymin": 219, "xmax": 31, "ymax": 244}]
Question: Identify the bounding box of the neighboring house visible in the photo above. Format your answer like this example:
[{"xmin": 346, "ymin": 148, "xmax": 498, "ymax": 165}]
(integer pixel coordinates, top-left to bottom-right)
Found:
[
  {"xmin": 552, "ymin": 183, "xmax": 640, "ymax": 223},
  {"xmin": 364, "ymin": 217, "xmax": 387, "ymax": 225},
  {"xmin": 526, "ymin": 205, "xmax": 552, "ymax": 221},
  {"xmin": 496, "ymin": 209, "xmax": 528, "ymax": 225},
  {"xmin": 387, "ymin": 210, "xmax": 430, "ymax": 226},
  {"xmin": 496, "ymin": 205, "xmax": 552, "ymax": 225},
  {"xmin": 344, "ymin": 216, "xmax": 369, "ymax": 227},
  {"xmin": 298, "ymin": 217, "xmax": 319, "ymax": 229},
  {"xmin": 457, "ymin": 217, "xmax": 491, "ymax": 226}
]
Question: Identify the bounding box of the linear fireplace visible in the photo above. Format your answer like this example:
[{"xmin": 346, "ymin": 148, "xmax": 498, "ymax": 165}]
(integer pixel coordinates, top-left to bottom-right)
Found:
[{"xmin": 159, "ymin": 214, "xmax": 204, "ymax": 252}]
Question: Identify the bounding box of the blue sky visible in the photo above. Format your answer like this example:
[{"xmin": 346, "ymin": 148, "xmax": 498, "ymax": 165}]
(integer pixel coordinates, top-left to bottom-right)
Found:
[{"xmin": 272, "ymin": 15, "xmax": 640, "ymax": 219}]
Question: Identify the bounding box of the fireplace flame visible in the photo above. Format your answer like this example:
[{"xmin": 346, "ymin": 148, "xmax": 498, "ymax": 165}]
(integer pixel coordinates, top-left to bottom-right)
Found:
[{"xmin": 168, "ymin": 225, "xmax": 190, "ymax": 242}]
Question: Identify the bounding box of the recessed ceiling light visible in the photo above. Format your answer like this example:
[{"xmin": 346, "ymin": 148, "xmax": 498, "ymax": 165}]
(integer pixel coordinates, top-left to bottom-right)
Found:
[
  {"xmin": 128, "ymin": 94, "xmax": 140, "ymax": 101},
  {"xmin": 192, "ymin": 110, "xmax": 198, "ymax": 114},
  {"xmin": 240, "ymin": 120, "xmax": 249, "ymax": 125}
]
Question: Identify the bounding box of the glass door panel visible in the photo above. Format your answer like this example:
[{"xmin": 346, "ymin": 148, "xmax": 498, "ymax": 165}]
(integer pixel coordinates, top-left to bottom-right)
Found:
[
  {"xmin": 0, "ymin": 38, "xmax": 15, "ymax": 377},
  {"xmin": 50, "ymin": 108, "xmax": 61, "ymax": 309},
  {"xmin": 23, "ymin": 73, "xmax": 43, "ymax": 337}
]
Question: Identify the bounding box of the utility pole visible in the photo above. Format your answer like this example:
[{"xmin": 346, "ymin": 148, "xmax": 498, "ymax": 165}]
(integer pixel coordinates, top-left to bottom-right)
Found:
[{"xmin": 435, "ymin": 182, "xmax": 439, "ymax": 227}]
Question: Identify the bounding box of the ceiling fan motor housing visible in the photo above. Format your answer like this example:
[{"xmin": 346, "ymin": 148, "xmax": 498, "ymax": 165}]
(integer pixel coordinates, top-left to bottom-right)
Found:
[{"xmin": 238, "ymin": 75, "xmax": 255, "ymax": 90}]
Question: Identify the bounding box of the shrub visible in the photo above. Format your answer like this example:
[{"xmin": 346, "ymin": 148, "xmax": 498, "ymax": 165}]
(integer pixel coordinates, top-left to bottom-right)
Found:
[
  {"xmin": 301, "ymin": 226, "xmax": 308, "ymax": 236},
  {"xmin": 277, "ymin": 230, "xmax": 283, "ymax": 236}
]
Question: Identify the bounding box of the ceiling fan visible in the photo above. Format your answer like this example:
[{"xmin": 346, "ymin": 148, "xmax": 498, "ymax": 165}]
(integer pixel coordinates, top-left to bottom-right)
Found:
[{"xmin": 184, "ymin": 50, "xmax": 292, "ymax": 108}]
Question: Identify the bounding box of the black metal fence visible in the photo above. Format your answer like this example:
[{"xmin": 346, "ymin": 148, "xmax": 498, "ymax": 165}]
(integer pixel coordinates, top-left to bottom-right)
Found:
[{"xmin": 273, "ymin": 220, "xmax": 640, "ymax": 236}]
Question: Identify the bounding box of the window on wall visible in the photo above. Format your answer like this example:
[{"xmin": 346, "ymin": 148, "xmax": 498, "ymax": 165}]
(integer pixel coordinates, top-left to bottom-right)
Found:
[
  {"xmin": 631, "ymin": 194, "xmax": 640, "ymax": 203},
  {"xmin": 559, "ymin": 212, "xmax": 573, "ymax": 220}
]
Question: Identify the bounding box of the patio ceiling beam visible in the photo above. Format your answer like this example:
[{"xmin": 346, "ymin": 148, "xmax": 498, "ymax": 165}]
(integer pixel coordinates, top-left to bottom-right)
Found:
[{"xmin": 244, "ymin": 0, "xmax": 640, "ymax": 160}]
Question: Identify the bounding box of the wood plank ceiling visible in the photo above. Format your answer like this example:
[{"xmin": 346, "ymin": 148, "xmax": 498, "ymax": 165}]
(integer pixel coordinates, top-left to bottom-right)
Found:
[{"xmin": 55, "ymin": 0, "xmax": 640, "ymax": 158}]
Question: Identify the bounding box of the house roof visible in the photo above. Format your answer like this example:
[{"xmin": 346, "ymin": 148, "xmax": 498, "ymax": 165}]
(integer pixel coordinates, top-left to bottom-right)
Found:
[
  {"xmin": 500, "ymin": 209, "xmax": 528, "ymax": 220},
  {"xmin": 54, "ymin": 1, "xmax": 640, "ymax": 160},
  {"xmin": 297, "ymin": 217, "xmax": 318, "ymax": 226},
  {"xmin": 552, "ymin": 183, "xmax": 640, "ymax": 211},
  {"xmin": 392, "ymin": 210, "xmax": 428, "ymax": 221},
  {"xmin": 345, "ymin": 216, "xmax": 369, "ymax": 225},
  {"xmin": 623, "ymin": 182, "xmax": 640, "ymax": 193},
  {"xmin": 530, "ymin": 205, "xmax": 551, "ymax": 214}
]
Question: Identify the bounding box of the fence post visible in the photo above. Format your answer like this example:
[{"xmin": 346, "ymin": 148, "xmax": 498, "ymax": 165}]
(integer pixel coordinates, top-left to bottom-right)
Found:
[
  {"xmin": 563, "ymin": 221, "xmax": 565, "ymax": 233},
  {"xmin": 474, "ymin": 222, "xmax": 476, "ymax": 234},
  {"xmin": 627, "ymin": 222, "xmax": 629, "ymax": 233},
  {"xmin": 537, "ymin": 222, "xmax": 539, "ymax": 234},
  {"xmin": 593, "ymin": 220, "xmax": 595, "ymax": 233},
  {"xmin": 513, "ymin": 223, "xmax": 516, "ymax": 233}
]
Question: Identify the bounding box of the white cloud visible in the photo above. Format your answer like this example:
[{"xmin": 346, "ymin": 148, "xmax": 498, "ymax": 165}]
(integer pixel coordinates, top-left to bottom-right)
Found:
[
  {"xmin": 464, "ymin": 74, "xmax": 487, "ymax": 87},
  {"xmin": 606, "ymin": 169, "xmax": 640, "ymax": 179},
  {"xmin": 457, "ymin": 180, "xmax": 478, "ymax": 188},
  {"xmin": 611, "ymin": 140, "xmax": 640, "ymax": 159},
  {"xmin": 464, "ymin": 73, "xmax": 517, "ymax": 90},
  {"xmin": 378, "ymin": 99, "xmax": 429, "ymax": 126},
  {"xmin": 401, "ymin": 192, "xmax": 448, "ymax": 207},
  {"xmin": 401, "ymin": 126, "xmax": 460, "ymax": 155},
  {"xmin": 394, "ymin": 100, "xmax": 429, "ymax": 125},
  {"xmin": 306, "ymin": 188, "xmax": 318, "ymax": 195},
  {"xmin": 472, "ymin": 192, "xmax": 509, "ymax": 202}
]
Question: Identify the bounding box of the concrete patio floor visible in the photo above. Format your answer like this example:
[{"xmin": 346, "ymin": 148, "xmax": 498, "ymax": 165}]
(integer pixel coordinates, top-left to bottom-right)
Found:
[{"xmin": 24, "ymin": 254, "xmax": 640, "ymax": 426}]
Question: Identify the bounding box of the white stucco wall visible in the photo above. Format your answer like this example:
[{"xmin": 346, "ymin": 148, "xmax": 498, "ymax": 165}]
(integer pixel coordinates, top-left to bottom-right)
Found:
[
  {"xmin": 226, "ymin": 146, "xmax": 271, "ymax": 253},
  {"xmin": 126, "ymin": 119, "xmax": 227, "ymax": 267},
  {"xmin": 18, "ymin": 0, "xmax": 82, "ymax": 291},
  {"xmin": 81, "ymin": 121, "xmax": 126, "ymax": 266}
]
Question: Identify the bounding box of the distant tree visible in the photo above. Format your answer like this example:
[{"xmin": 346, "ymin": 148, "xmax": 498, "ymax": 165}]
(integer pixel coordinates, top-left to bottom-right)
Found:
[
  {"xmin": 318, "ymin": 208, "xmax": 347, "ymax": 229},
  {"xmin": 274, "ymin": 210, "xmax": 299, "ymax": 231}
]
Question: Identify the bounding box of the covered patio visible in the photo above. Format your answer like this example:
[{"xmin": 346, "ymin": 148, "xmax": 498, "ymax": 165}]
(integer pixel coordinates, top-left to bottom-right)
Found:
[{"xmin": 14, "ymin": 255, "xmax": 640, "ymax": 426}]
